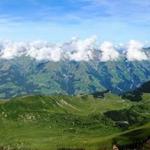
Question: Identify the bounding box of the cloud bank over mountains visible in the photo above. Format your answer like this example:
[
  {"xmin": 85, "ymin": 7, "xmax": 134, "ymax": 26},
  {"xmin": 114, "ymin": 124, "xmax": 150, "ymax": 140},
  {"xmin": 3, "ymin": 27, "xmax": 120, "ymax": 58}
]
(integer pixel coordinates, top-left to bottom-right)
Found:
[{"xmin": 0, "ymin": 37, "xmax": 149, "ymax": 62}]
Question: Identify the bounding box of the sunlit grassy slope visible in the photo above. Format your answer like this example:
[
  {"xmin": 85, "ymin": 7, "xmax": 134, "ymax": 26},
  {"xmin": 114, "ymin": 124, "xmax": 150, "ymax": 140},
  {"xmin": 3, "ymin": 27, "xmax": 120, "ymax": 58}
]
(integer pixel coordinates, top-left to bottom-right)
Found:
[{"xmin": 0, "ymin": 93, "xmax": 149, "ymax": 150}]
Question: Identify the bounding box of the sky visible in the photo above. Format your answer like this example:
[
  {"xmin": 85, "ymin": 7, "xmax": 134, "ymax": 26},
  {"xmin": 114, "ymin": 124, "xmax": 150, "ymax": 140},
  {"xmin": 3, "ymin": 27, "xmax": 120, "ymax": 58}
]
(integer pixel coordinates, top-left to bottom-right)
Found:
[{"xmin": 0, "ymin": 0, "xmax": 149, "ymax": 43}]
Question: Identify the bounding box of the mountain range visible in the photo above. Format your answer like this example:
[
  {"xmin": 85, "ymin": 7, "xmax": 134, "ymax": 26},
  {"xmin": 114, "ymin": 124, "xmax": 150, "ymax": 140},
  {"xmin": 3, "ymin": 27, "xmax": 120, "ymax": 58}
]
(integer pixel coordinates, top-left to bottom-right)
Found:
[{"xmin": 1, "ymin": 56, "xmax": 150, "ymax": 98}]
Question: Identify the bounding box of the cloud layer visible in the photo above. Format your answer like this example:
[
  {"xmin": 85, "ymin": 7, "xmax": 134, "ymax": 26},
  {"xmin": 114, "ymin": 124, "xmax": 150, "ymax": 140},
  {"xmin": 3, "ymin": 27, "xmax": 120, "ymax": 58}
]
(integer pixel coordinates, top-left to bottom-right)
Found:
[
  {"xmin": 126, "ymin": 40, "xmax": 148, "ymax": 61},
  {"xmin": 0, "ymin": 37, "xmax": 149, "ymax": 62}
]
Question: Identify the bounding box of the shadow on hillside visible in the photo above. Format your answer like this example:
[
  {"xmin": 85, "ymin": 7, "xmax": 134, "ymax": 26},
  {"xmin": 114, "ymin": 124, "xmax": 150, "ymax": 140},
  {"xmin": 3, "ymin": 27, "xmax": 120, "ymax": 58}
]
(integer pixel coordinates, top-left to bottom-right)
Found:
[
  {"xmin": 113, "ymin": 134, "xmax": 150, "ymax": 150},
  {"xmin": 57, "ymin": 148, "xmax": 85, "ymax": 150}
]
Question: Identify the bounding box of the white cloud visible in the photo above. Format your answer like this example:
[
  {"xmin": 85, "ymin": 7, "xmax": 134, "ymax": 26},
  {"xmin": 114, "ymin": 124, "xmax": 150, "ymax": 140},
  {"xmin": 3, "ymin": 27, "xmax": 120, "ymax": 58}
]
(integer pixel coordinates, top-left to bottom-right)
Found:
[
  {"xmin": 26, "ymin": 41, "xmax": 62, "ymax": 61},
  {"xmin": 126, "ymin": 40, "xmax": 148, "ymax": 61},
  {"xmin": 0, "ymin": 38, "xmax": 149, "ymax": 62},
  {"xmin": 0, "ymin": 41, "xmax": 27, "ymax": 59},
  {"xmin": 100, "ymin": 41, "xmax": 120, "ymax": 61},
  {"xmin": 62, "ymin": 36, "xmax": 96, "ymax": 61}
]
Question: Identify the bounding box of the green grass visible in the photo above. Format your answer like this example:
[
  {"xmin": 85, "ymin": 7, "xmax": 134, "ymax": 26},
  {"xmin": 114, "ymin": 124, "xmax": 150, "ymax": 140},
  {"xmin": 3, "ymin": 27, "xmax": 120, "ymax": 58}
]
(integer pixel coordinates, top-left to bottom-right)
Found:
[
  {"xmin": 0, "ymin": 94, "xmax": 149, "ymax": 150},
  {"xmin": 0, "ymin": 120, "xmax": 118, "ymax": 150}
]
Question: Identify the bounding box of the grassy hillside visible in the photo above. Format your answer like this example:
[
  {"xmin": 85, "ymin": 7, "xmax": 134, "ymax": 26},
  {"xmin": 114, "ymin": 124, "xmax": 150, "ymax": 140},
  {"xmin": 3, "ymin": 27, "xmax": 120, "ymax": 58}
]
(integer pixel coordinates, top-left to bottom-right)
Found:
[{"xmin": 0, "ymin": 91, "xmax": 149, "ymax": 149}]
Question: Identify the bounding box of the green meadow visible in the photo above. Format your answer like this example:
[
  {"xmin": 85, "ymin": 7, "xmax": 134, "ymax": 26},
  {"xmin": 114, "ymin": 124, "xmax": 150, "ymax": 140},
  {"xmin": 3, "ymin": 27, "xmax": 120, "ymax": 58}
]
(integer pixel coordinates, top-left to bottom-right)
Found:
[{"xmin": 0, "ymin": 93, "xmax": 149, "ymax": 150}]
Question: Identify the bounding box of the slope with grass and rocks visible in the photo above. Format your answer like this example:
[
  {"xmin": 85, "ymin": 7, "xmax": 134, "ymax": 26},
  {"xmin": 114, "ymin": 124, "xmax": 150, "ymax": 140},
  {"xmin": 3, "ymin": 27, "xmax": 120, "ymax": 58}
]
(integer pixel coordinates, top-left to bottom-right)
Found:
[{"xmin": 0, "ymin": 81, "xmax": 150, "ymax": 149}]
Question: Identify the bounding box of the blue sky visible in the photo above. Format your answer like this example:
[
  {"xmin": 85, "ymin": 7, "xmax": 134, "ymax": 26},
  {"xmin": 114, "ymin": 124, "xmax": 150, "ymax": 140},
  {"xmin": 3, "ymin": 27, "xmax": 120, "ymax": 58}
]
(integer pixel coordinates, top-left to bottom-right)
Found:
[{"xmin": 0, "ymin": 0, "xmax": 149, "ymax": 42}]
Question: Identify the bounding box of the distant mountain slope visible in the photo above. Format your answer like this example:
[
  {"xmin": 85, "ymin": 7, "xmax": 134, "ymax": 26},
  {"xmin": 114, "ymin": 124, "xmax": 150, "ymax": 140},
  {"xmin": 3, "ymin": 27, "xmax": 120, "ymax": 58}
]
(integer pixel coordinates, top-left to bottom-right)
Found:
[{"xmin": 1, "ymin": 57, "xmax": 150, "ymax": 98}]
